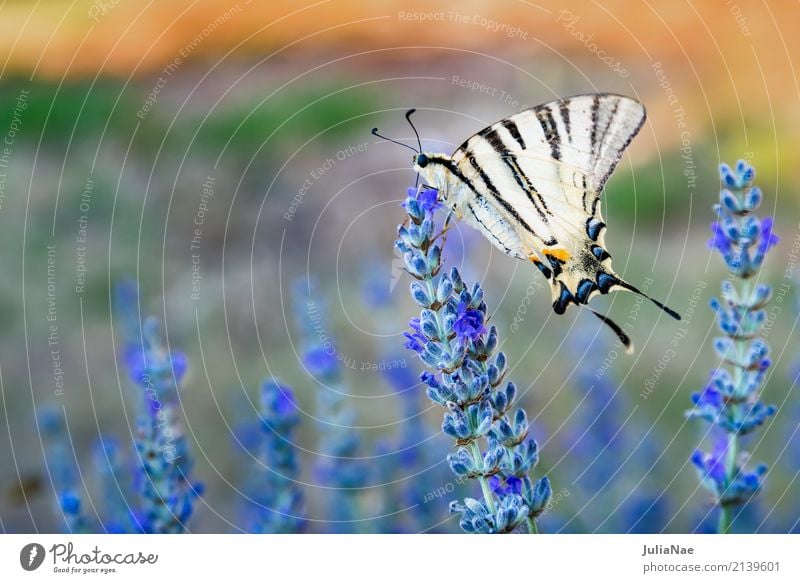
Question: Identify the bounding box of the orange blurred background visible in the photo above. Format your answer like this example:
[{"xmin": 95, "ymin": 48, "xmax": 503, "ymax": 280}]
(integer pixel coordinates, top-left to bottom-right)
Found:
[{"xmin": 2, "ymin": 1, "xmax": 798, "ymax": 168}]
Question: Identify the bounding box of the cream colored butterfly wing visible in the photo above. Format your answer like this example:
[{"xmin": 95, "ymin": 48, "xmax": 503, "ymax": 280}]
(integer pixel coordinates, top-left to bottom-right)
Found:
[{"xmin": 447, "ymin": 94, "xmax": 676, "ymax": 350}]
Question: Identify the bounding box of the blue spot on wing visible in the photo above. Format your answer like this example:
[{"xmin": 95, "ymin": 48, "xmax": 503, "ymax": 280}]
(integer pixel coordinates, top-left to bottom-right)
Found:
[
  {"xmin": 554, "ymin": 283, "xmax": 573, "ymax": 314},
  {"xmin": 586, "ymin": 218, "xmax": 606, "ymax": 242},
  {"xmin": 576, "ymin": 279, "xmax": 597, "ymax": 303},
  {"xmin": 591, "ymin": 245, "xmax": 610, "ymax": 261},
  {"xmin": 597, "ymin": 272, "xmax": 619, "ymax": 293},
  {"xmin": 534, "ymin": 261, "xmax": 552, "ymax": 279}
]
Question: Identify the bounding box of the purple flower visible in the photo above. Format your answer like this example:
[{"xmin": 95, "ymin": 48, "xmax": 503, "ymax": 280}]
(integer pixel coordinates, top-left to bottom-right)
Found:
[
  {"xmin": 757, "ymin": 217, "xmax": 779, "ymax": 255},
  {"xmin": 124, "ymin": 345, "xmax": 187, "ymax": 390},
  {"xmin": 303, "ymin": 346, "xmax": 338, "ymax": 379},
  {"xmin": 693, "ymin": 386, "xmax": 724, "ymax": 409},
  {"xmin": 420, "ymin": 371, "xmax": 440, "ymax": 389},
  {"xmin": 490, "ymin": 475, "xmax": 523, "ymax": 496},
  {"xmin": 382, "ymin": 363, "xmax": 418, "ymax": 394},
  {"xmin": 691, "ymin": 438, "xmax": 728, "ymax": 488},
  {"xmin": 402, "ymin": 187, "xmax": 441, "ymax": 215},
  {"xmin": 417, "ymin": 188, "xmax": 442, "ymax": 213},
  {"xmin": 403, "ymin": 317, "xmax": 427, "ymax": 353},
  {"xmin": 453, "ymin": 302, "xmax": 486, "ymax": 343},
  {"xmin": 403, "ymin": 332, "xmax": 425, "ymax": 353},
  {"xmin": 708, "ymin": 221, "xmax": 732, "ymax": 255},
  {"xmin": 262, "ymin": 382, "xmax": 297, "ymax": 418},
  {"xmin": 60, "ymin": 492, "xmax": 81, "ymax": 514}
]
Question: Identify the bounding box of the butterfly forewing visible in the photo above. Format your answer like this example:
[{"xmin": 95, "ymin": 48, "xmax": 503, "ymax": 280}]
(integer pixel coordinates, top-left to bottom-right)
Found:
[{"xmin": 449, "ymin": 93, "xmax": 647, "ymax": 314}]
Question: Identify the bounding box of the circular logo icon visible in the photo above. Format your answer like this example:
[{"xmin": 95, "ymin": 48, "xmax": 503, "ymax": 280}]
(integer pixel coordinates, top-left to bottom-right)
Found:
[{"xmin": 19, "ymin": 543, "xmax": 46, "ymax": 571}]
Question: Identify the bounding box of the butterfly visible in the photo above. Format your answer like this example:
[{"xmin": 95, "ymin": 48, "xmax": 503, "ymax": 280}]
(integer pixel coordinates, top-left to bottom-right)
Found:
[{"xmin": 374, "ymin": 93, "xmax": 680, "ymax": 351}]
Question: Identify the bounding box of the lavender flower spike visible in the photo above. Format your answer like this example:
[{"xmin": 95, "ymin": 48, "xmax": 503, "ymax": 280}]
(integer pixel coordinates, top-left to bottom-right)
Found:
[
  {"xmin": 397, "ymin": 186, "xmax": 551, "ymax": 534},
  {"xmin": 688, "ymin": 160, "xmax": 777, "ymax": 533},
  {"xmin": 127, "ymin": 317, "xmax": 202, "ymax": 533},
  {"xmin": 250, "ymin": 379, "xmax": 305, "ymax": 533}
]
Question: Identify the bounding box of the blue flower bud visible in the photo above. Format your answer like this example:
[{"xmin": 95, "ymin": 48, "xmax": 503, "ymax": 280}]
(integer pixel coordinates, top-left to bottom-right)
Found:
[
  {"xmin": 745, "ymin": 338, "xmax": 769, "ymax": 369},
  {"xmin": 527, "ymin": 476, "xmax": 552, "ymax": 517},
  {"xmin": 442, "ymin": 408, "xmax": 471, "ymax": 440},
  {"xmin": 474, "ymin": 400, "xmax": 494, "ymax": 436},
  {"xmin": 741, "ymin": 214, "xmax": 760, "ymax": 241},
  {"xmin": 470, "ymin": 283, "xmax": 484, "ymax": 306},
  {"xmin": 748, "ymin": 284, "xmax": 771, "ymax": 309},
  {"xmin": 485, "ymin": 326, "xmax": 498, "ymax": 354},
  {"xmin": 410, "ymin": 281, "xmax": 431, "ymax": 307},
  {"xmin": 721, "ymin": 215, "xmax": 739, "ymax": 241},
  {"xmin": 744, "ymin": 185, "xmax": 762, "ymax": 210},
  {"xmin": 405, "ymin": 252, "xmax": 427, "ymax": 278},
  {"xmin": 420, "ymin": 216, "xmax": 435, "ymax": 240},
  {"xmin": 447, "ymin": 448, "xmax": 476, "ymax": 476},
  {"xmin": 720, "ymin": 188, "xmax": 741, "ymax": 212},
  {"xmin": 405, "ymin": 198, "xmax": 422, "ymax": 220},
  {"xmin": 449, "ymin": 266, "xmax": 463, "ymax": 292},
  {"xmin": 436, "ymin": 276, "xmax": 453, "ymax": 303},
  {"xmin": 427, "ymin": 244, "xmax": 441, "ymax": 271},
  {"xmin": 735, "ymin": 159, "xmax": 754, "ymax": 185},
  {"xmin": 420, "ymin": 318, "xmax": 439, "ymax": 341},
  {"xmin": 491, "ymin": 395, "xmax": 508, "ymax": 417},
  {"xmin": 60, "ymin": 491, "xmax": 81, "ymax": 515},
  {"xmin": 720, "ymin": 163, "xmax": 738, "ymax": 189},
  {"xmin": 419, "ymin": 347, "xmax": 441, "ymax": 368},
  {"xmin": 713, "ymin": 337, "xmax": 735, "ymax": 361}
]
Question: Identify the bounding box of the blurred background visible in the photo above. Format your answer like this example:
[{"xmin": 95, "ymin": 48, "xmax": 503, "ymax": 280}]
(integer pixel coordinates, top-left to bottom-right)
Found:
[{"xmin": 1, "ymin": 0, "xmax": 799, "ymax": 533}]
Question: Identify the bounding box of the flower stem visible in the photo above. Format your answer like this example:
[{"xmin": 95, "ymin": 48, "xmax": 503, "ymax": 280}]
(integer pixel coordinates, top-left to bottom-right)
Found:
[
  {"xmin": 526, "ymin": 516, "xmax": 538, "ymax": 534},
  {"xmin": 469, "ymin": 440, "xmax": 497, "ymax": 515},
  {"xmin": 718, "ymin": 427, "xmax": 738, "ymax": 533},
  {"xmin": 718, "ymin": 278, "xmax": 750, "ymax": 534}
]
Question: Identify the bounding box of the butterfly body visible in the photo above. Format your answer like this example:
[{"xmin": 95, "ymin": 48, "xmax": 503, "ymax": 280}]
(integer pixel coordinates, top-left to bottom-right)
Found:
[{"xmin": 408, "ymin": 93, "xmax": 679, "ymax": 350}]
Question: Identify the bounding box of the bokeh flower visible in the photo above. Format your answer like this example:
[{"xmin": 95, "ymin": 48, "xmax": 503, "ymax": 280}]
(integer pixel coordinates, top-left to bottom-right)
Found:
[{"xmin": 248, "ymin": 379, "xmax": 305, "ymax": 533}]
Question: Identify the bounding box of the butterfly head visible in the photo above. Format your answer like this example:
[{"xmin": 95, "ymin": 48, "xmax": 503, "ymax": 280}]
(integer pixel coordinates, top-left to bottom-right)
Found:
[
  {"xmin": 372, "ymin": 111, "xmax": 454, "ymax": 198},
  {"xmin": 412, "ymin": 152, "xmax": 453, "ymax": 193}
]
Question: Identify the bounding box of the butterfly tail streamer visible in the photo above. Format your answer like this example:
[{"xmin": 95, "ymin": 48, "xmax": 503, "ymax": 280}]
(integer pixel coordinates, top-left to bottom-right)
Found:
[
  {"xmin": 588, "ymin": 308, "xmax": 634, "ymax": 354},
  {"xmin": 615, "ymin": 279, "xmax": 682, "ymax": 321}
]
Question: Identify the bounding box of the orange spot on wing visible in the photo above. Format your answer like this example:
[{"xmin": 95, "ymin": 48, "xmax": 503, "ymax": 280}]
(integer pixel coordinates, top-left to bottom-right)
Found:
[{"xmin": 542, "ymin": 247, "xmax": 570, "ymax": 262}]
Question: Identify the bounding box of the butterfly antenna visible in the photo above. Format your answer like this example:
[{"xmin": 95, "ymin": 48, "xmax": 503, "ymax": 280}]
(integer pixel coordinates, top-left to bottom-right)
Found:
[
  {"xmin": 588, "ymin": 308, "xmax": 634, "ymax": 354},
  {"xmin": 371, "ymin": 127, "xmax": 419, "ymax": 153},
  {"xmin": 617, "ymin": 280, "xmax": 682, "ymax": 321},
  {"xmin": 405, "ymin": 108, "xmax": 423, "ymax": 153}
]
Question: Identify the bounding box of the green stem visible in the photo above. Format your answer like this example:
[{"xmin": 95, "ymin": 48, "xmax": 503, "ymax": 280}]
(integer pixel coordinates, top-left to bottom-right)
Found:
[
  {"xmin": 718, "ymin": 279, "xmax": 750, "ymax": 534},
  {"xmin": 469, "ymin": 440, "xmax": 497, "ymax": 515},
  {"xmin": 526, "ymin": 516, "xmax": 538, "ymax": 534},
  {"xmin": 718, "ymin": 509, "xmax": 732, "ymax": 534},
  {"xmin": 718, "ymin": 431, "xmax": 737, "ymax": 534}
]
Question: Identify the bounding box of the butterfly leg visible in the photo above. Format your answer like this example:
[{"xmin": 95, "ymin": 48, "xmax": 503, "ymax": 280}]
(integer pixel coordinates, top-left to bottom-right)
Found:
[{"xmin": 432, "ymin": 209, "xmax": 461, "ymax": 244}]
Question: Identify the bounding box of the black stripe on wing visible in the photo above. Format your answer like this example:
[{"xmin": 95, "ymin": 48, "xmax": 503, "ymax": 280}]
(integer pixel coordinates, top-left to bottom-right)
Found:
[
  {"xmin": 467, "ymin": 201, "xmax": 514, "ymax": 256},
  {"xmin": 534, "ymin": 104, "xmax": 561, "ymax": 161},
  {"xmin": 500, "ymin": 119, "xmax": 526, "ymax": 149},
  {"xmin": 481, "ymin": 128, "xmax": 552, "ymax": 223},
  {"xmin": 431, "ymin": 155, "xmax": 542, "ymax": 242},
  {"xmin": 466, "ymin": 155, "xmax": 542, "ymax": 238},
  {"xmin": 558, "ymin": 99, "xmax": 572, "ymax": 143}
]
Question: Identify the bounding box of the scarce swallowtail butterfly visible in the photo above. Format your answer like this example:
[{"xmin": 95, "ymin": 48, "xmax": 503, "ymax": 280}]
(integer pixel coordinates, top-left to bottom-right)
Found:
[{"xmin": 375, "ymin": 93, "xmax": 680, "ymax": 352}]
